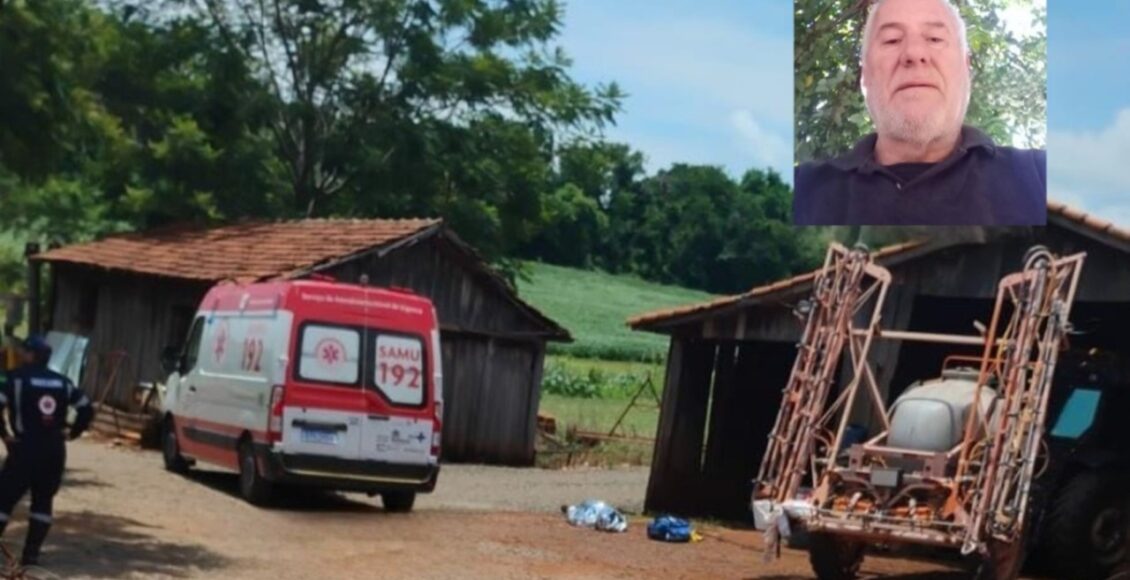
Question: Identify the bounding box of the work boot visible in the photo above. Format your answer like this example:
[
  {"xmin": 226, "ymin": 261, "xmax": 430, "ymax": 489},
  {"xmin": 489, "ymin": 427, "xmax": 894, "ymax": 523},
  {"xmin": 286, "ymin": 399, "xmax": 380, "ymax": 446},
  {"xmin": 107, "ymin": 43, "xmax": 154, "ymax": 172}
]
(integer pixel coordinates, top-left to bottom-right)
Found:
[{"xmin": 20, "ymin": 518, "xmax": 49, "ymax": 567}]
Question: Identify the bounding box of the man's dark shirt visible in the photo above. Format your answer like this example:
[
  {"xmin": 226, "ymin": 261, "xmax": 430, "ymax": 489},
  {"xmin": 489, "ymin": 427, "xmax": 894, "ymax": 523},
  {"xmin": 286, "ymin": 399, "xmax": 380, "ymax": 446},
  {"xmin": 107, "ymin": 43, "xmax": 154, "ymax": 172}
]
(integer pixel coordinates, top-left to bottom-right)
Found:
[
  {"xmin": 794, "ymin": 126, "xmax": 1046, "ymax": 225},
  {"xmin": 0, "ymin": 364, "xmax": 93, "ymax": 445}
]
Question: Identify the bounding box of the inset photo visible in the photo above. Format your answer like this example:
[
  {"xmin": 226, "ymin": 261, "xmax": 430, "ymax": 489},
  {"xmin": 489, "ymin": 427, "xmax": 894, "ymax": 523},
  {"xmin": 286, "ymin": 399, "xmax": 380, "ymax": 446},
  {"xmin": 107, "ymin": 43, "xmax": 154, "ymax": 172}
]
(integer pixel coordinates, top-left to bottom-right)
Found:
[{"xmin": 793, "ymin": 0, "xmax": 1047, "ymax": 226}]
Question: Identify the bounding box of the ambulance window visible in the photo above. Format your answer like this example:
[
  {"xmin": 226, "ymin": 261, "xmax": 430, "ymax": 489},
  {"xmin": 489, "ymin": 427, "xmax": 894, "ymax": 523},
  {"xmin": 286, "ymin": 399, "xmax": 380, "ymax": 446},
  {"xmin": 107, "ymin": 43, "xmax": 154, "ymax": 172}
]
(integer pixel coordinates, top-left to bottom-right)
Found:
[
  {"xmin": 371, "ymin": 332, "xmax": 426, "ymax": 407},
  {"xmin": 296, "ymin": 323, "xmax": 360, "ymax": 387},
  {"xmin": 183, "ymin": 317, "xmax": 205, "ymax": 372}
]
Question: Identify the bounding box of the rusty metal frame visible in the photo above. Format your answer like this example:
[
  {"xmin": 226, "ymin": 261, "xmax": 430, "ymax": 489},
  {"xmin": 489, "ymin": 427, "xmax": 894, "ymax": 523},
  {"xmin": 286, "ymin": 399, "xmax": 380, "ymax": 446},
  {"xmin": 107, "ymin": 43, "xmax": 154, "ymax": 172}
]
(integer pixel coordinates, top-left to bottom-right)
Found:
[{"xmin": 752, "ymin": 243, "xmax": 1086, "ymax": 565}]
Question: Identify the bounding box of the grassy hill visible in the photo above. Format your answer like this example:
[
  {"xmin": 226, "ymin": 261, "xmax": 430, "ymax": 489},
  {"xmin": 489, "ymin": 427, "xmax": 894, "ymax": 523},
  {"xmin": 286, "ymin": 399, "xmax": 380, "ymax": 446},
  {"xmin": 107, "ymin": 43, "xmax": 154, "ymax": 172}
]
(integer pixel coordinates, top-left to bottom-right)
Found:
[{"xmin": 516, "ymin": 261, "xmax": 716, "ymax": 362}]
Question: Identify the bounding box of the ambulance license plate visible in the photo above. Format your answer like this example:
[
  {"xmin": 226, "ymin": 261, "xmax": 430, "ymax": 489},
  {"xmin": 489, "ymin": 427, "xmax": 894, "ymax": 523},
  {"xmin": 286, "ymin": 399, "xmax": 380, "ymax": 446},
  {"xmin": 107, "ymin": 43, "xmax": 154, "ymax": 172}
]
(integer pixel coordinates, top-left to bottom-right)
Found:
[{"xmin": 301, "ymin": 429, "xmax": 339, "ymax": 445}]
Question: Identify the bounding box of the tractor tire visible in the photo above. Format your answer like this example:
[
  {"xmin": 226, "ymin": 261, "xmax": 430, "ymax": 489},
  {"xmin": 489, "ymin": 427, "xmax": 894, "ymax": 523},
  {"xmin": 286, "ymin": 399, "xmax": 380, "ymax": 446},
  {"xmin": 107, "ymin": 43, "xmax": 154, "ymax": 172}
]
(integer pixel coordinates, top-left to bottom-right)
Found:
[
  {"xmin": 1041, "ymin": 470, "xmax": 1130, "ymax": 579},
  {"xmin": 808, "ymin": 532, "xmax": 865, "ymax": 580}
]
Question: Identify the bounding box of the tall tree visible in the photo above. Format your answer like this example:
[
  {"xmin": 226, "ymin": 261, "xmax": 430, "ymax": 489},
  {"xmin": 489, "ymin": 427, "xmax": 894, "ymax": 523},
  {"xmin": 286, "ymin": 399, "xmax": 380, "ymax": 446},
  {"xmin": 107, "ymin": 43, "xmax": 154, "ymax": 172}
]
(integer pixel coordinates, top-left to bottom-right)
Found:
[
  {"xmin": 605, "ymin": 164, "xmax": 819, "ymax": 294},
  {"xmin": 176, "ymin": 0, "xmax": 623, "ymax": 216}
]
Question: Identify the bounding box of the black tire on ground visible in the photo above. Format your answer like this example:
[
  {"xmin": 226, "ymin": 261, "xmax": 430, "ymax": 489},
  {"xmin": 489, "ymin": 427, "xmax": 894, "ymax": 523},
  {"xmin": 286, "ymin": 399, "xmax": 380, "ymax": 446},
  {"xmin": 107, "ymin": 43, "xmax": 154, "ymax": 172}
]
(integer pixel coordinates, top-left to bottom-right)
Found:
[
  {"xmin": 808, "ymin": 532, "xmax": 865, "ymax": 580},
  {"xmin": 1041, "ymin": 470, "xmax": 1130, "ymax": 580},
  {"xmin": 238, "ymin": 439, "xmax": 274, "ymax": 506},
  {"xmin": 382, "ymin": 490, "xmax": 417, "ymax": 513},
  {"xmin": 162, "ymin": 417, "xmax": 190, "ymax": 474}
]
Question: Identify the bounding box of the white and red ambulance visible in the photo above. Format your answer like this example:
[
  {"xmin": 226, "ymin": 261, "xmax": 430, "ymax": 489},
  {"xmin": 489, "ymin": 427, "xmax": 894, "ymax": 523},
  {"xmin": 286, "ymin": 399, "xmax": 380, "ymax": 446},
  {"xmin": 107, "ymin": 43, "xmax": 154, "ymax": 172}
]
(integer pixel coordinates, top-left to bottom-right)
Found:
[{"xmin": 159, "ymin": 277, "xmax": 443, "ymax": 510}]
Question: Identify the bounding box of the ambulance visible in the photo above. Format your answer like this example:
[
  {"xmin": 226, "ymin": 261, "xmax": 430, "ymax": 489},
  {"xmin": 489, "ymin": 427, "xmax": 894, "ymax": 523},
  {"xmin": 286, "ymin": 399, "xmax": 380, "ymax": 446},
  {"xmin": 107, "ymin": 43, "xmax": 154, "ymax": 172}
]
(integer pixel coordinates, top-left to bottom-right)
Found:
[{"xmin": 159, "ymin": 277, "xmax": 443, "ymax": 510}]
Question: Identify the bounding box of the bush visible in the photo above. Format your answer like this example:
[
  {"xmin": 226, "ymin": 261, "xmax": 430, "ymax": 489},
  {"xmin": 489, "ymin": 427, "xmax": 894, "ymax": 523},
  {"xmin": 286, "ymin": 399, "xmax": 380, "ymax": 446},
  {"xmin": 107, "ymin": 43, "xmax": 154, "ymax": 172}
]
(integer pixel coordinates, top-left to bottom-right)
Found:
[{"xmin": 541, "ymin": 363, "xmax": 647, "ymax": 399}]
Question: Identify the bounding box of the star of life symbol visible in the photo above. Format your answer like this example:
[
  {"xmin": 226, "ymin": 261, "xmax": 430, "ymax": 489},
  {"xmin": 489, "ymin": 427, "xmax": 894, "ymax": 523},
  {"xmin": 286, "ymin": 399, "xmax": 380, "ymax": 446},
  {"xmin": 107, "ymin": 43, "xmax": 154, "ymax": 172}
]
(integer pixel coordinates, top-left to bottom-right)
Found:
[
  {"xmin": 315, "ymin": 338, "xmax": 345, "ymax": 367},
  {"xmin": 38, "ymin": 395, "xmax": 57, "ymax": 415},
  {"xmin": 214, "ymin": 321, "xmax": 230, "ymax": 362}
]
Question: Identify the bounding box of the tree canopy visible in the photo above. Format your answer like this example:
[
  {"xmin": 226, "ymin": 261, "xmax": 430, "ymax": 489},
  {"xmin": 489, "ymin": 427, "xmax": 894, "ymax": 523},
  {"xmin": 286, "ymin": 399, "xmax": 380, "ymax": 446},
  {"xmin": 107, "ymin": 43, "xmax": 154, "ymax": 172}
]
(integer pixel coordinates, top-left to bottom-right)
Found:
[{"xmin": 0, "ymin": 0, "xmax": 819, "ymax": 297}]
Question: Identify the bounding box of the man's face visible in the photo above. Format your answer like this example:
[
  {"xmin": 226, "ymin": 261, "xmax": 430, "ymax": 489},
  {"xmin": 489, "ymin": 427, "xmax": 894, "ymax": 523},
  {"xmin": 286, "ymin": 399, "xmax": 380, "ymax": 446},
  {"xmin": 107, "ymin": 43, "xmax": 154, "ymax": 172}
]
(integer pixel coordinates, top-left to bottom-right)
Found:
[
  {"xmin": 17, "ymin": 346, "xmax": 34, "ymax": 366},
  {"xmin": 861, "ymin": 0, "xmax": 971, "ymax": 145}
]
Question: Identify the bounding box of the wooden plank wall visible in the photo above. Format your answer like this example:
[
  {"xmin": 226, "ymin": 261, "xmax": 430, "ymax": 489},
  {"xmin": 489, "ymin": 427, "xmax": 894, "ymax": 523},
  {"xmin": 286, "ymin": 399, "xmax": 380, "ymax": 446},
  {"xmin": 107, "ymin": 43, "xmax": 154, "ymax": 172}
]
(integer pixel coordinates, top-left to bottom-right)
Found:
[
  {"xmin": 51, "ymin": 266, "xmax": 209, "ymax": 408},
  {"xmin": 645, "ymin": 336, "xmax": 715, "ymax": 516},
  {"xmin": 644, "ymin": 337, "xmax": 796, "ymax": 520},
  {"xmin": 439, "ymin": 333, "xmax": 541, "ymax": 465}
]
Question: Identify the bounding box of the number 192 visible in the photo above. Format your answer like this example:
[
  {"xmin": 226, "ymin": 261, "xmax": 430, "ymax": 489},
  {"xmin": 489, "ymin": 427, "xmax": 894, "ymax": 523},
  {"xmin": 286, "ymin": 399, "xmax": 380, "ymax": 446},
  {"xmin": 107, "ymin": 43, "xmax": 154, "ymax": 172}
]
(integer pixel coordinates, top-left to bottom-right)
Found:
[{"xmin": 379, "ymin": 363, "xmax": 420, "ymax": 388}]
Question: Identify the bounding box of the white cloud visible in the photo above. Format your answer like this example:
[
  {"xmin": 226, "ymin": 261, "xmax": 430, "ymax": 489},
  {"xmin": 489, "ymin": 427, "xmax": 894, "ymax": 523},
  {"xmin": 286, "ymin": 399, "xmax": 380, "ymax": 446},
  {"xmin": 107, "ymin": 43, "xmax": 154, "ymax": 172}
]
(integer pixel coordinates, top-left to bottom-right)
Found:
[
  {"xmin": 1048, "ymin": 108, "xmax": 1130, "ymax": 224},
  {"xmin": 730, "ymin": 110, "xmax": 792, "ymax": 173}
]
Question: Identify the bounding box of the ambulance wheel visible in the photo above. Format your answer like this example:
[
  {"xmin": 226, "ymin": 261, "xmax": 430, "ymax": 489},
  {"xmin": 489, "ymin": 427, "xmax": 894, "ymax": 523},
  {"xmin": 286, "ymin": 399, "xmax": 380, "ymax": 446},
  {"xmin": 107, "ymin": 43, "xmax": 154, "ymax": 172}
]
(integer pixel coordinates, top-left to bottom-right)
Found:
[
  {"xmin": 808, "ymin": 533, "xmax": 864, "ymax": 580},
  {"xmin": 162, "ymin": 417, "xmax": 190, "ymax": 474},
  {"xmin": 382, "ymin": 491, "xmax": 416, "ymax": 513},
  {"xmin": 238, "ymin": 439, "xmax": 273, "ymax": 506}
]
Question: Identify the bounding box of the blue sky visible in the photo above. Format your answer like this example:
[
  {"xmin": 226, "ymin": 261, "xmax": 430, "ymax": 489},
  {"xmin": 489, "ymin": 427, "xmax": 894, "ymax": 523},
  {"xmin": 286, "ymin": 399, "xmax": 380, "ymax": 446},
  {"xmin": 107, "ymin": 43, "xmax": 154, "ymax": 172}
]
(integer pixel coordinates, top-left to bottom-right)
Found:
[
  {"xmin": 556, "ymin": 0, "xmax": 793, "ymax": 180},
  {"xmin": 1046, "ymin": 1, "xmax": 1130, "ymax": 225},
  {"xmin": 558, "ymin": 1, "xmax": 1130, "ymax": 225}
]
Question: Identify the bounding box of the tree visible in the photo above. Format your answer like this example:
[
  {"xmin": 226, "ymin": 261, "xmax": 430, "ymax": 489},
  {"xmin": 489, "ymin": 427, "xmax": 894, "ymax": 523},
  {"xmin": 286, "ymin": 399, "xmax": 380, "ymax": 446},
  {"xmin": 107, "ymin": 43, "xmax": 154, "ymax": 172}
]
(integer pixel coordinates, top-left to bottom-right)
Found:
[
  {"xmin": 1, "ymin": 2, "xmax": 287, "ymax": 240},
  {"xmin": 524, "ymin": 183, "xmax": 607, "ymax": 267},
  {"xmin": 795, "ymin": 0, "xmax": 1046, "ymax": 163},
  {"xmin": 175, "ymin": 0, "xmax": 624, "ymax": 217},
  {"xmin": 0, "ymin": 0, "xmax": 119, "ymax": 180},
  {"xmin": 604, "ymin": 164, "xmax": 820, "ymax": 294}
]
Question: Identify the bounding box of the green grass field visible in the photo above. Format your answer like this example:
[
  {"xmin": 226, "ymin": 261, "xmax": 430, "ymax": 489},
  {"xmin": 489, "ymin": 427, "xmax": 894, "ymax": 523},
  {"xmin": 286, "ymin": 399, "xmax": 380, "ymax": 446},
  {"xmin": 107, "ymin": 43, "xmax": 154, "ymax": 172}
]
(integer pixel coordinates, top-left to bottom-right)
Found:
[
  {"xmin": 517, "ymin": 261, "xmax": 716, "ymax": 362},
  {"xmin": 517, "ymin": 263, "xmax": 710, "ymax": 465},
  {"xmin": 538, "ymin": 394, "xmax": 661, "ymax": 439},
  {"xmin": 546, "ymin": 354, "xmax": 664, "ymax": 381},
  {"xmin": 537, "ymin": 393, "xmax": 660, "ymax": 467}
]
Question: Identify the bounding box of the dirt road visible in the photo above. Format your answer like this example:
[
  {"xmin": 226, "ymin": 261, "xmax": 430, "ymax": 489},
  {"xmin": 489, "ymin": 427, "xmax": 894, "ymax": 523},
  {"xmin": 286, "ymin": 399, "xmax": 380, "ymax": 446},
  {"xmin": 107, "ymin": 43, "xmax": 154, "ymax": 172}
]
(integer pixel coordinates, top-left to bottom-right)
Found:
[{"xmin": 0, "ymin": 439, "xmax": 969, "ymax": 579}]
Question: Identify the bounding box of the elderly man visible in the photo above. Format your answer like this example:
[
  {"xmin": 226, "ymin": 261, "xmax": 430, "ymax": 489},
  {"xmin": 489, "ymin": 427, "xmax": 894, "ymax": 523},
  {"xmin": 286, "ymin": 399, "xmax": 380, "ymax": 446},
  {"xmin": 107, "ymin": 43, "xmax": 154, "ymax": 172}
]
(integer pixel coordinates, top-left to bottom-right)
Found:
[{"xmin": 794, "ymin": 0, "xmax": 1046, "ymax": 226}]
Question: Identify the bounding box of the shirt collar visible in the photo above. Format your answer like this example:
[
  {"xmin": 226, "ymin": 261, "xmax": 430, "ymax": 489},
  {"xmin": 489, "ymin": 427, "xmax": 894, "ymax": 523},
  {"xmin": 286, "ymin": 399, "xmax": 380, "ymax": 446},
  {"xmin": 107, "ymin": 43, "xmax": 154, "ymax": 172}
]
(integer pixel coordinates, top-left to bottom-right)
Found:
[{"xmin": 827, "ymin": 125, "xmax": 998, "ymax": 173}]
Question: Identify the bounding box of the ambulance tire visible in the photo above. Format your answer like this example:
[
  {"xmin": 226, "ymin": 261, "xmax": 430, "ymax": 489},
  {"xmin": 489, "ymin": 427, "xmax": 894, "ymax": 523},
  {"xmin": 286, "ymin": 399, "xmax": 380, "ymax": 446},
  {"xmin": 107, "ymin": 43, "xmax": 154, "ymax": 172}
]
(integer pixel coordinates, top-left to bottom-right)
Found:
[
  {"xmin": 382, "ymin": 491, "xmax": 416, "ymax": 513},
  {"xmin": 238, "ymin": 439, "xmax": 274, "ymax": 506},
  {"xmin": 162, "ymin": 417, "xmax": 191, "ymax": 474}
]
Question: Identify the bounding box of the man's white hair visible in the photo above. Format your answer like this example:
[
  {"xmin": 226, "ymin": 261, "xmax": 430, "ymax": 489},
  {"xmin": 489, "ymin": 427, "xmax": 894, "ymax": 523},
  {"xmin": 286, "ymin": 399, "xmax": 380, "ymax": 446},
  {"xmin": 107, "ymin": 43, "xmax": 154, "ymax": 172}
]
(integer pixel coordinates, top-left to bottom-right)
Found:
[{"xmin": 859, "ymin": 0, "xmax": 970, "ymax": 63}]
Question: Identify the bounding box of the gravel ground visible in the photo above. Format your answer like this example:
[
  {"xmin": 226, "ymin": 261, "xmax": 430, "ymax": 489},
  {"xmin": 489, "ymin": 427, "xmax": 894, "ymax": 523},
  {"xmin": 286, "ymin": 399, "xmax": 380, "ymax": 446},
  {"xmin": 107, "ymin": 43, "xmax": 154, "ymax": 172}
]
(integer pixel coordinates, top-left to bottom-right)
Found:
[
  {"xmin": 0, "ymin": 438, "xmax": 972, "ymax": 579},
  {"xmin": 419, "ymin": 463, "xmax": 649, "ymax": 514}
]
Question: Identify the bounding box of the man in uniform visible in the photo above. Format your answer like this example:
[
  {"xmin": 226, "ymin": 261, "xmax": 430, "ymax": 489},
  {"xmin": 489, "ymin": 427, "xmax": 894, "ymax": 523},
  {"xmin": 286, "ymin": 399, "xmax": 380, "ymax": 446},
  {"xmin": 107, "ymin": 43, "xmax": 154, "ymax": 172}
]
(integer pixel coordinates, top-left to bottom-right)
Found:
[{"xmin": 0, "ymin": 335, "xmax": 93, "ymax": 566}]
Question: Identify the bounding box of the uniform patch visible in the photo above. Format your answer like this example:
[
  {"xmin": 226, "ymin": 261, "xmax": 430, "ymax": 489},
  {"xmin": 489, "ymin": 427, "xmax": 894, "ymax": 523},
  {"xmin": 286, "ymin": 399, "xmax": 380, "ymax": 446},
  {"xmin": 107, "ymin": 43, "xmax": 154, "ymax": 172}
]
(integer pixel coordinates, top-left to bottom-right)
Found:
[{"xmin": 38, "ymin": 395, "xmax": 57, "ymax": 415}]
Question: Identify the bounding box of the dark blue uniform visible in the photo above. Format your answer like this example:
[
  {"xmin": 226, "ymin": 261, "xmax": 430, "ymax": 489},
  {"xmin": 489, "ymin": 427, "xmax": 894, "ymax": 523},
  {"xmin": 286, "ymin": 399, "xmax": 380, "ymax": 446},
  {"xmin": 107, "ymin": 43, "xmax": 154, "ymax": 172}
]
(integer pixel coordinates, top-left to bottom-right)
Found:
[{"xmin": 0, "ymin": 361, "xmax": 93, "ymax": 565}]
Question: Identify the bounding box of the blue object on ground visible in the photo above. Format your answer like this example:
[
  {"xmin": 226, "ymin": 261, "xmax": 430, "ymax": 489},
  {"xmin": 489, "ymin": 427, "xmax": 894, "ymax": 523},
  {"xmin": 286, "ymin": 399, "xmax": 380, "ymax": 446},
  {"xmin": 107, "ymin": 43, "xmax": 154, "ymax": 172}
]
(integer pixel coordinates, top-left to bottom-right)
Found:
[{"xmin": 647, "ymin": 515, "xmax": 694, "ymax": 542}]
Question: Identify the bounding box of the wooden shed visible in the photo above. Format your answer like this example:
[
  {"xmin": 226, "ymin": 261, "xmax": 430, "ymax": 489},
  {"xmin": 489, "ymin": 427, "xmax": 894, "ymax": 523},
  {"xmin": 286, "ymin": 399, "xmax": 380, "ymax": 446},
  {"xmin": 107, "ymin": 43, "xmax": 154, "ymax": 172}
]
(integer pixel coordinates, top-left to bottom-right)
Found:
[
  {"xmin": 32, "ymin": 218, "xmax": 570, "ymax": 466},
  {"xmin": 627, "ymin": 202, "xmax": 1130, "ymax": 521}
]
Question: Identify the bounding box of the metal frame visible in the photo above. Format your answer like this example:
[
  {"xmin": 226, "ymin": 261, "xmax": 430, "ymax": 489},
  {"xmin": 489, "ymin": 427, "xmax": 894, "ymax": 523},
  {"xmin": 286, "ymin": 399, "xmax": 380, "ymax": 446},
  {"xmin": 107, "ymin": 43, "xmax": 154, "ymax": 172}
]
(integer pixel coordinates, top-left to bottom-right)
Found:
[{"xmin": 753, "ymin": 243, "xmax": 1086, "ymax": 565}]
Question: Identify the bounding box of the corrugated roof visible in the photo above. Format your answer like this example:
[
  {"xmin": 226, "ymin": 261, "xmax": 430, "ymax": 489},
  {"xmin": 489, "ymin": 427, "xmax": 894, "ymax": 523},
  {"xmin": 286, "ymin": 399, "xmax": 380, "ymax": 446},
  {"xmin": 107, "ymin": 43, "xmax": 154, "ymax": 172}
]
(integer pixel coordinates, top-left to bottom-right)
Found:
[
  {"xmin": 33, "ymin": 219, "xmax": 442, "ymax": 283},
  {"xmin": 627, "ymin": 241, "xmax": 925, "ymax": 329}
]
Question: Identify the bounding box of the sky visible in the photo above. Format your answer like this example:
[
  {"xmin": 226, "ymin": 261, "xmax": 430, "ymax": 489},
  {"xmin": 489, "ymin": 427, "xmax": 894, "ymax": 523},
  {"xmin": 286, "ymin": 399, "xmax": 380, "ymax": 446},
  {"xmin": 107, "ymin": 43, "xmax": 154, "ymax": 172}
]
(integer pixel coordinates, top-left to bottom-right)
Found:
[
  {"xmin": 556, "ymin": 0, "xmax": 794, "ymax": 180},
  {"xmin": 558, "ymin": 1, "xmax": 1130, "ymax": 227},
  {"xmin": 1046, "ymin": 1, "xmax": 1130, "ymax": 226}
]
